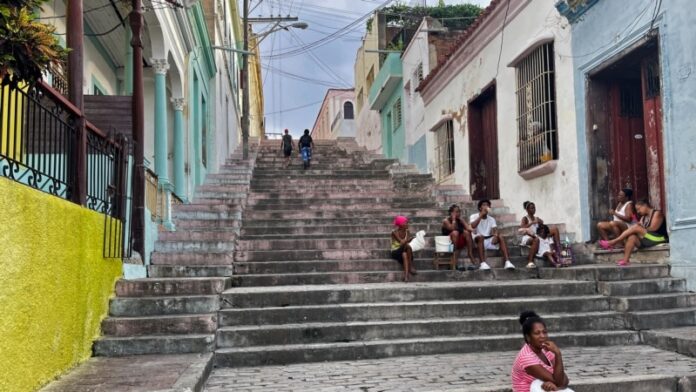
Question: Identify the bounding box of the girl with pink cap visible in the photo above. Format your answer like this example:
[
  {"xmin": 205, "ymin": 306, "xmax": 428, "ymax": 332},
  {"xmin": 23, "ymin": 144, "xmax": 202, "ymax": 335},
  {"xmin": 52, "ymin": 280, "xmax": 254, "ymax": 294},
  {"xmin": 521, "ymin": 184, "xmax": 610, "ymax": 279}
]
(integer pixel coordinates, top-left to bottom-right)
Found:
[{"xmin": 391, "ymin": 215, "xmax": 417, "ymax": 282}]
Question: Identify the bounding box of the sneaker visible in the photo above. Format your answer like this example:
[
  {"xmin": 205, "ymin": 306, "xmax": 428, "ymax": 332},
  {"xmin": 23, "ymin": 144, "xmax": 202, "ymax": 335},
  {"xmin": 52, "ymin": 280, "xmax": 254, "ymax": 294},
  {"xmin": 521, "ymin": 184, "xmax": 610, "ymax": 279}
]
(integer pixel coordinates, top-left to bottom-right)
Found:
[
  {"xmin": 456, "ymin": 264, "xmax": 467, "ymax": 272},
  {"xmin": 504, "ymin": 260, "xmax": 516, "ymax": 270},
  {"xmin": 526, "ymin": 262, "xmax": 537, "ymax": 269},
  {"xmin": 466, "ymin": 264, "xmax": 479, "ymax": 271},
  {"xmin": 479, "ymin": 261, "xmax": 491, "ymax": 270}
]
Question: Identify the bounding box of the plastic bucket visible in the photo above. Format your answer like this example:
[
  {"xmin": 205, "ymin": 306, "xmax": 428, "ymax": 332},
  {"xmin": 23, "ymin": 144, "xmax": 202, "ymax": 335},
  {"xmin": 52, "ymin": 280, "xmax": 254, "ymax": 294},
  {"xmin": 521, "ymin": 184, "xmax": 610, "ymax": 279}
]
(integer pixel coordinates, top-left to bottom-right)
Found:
[{"xmin": 435, "ymin": 236, "xmax": 453, "ymax": 253}]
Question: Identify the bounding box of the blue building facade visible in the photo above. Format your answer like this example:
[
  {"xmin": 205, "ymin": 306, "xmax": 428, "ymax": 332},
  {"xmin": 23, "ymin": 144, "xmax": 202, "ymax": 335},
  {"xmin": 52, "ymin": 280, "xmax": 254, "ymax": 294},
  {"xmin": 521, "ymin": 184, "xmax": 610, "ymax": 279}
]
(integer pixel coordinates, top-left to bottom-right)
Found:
[
  {"xmin": 558, "ymin": 0, "xmax": 696, "ymax": 287},
  {"xmin": 369, "ymin": 53, "xmax": 406, "ymax": 161}
]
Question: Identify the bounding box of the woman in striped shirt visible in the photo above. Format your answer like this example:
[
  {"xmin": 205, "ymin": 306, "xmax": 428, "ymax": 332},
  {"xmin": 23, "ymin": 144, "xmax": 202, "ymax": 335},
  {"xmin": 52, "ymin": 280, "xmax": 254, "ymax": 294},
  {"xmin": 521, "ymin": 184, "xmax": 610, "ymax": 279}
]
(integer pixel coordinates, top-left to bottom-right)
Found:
[{"xmin": 511, "ymin": 311, "xmax": 572, "ymax": 391}]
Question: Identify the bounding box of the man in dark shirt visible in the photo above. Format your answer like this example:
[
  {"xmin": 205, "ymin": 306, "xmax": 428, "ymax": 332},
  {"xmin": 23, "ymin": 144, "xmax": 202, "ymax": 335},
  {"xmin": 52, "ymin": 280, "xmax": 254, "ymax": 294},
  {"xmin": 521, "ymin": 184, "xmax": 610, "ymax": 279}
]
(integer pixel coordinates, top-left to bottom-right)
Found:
[
  {"xmin": 298, "ymin": 129, "xmax": 314, "ymax": 169},
  {"xmin": 280, "ymin": 129, "xmax": 293, "ymax": 167}
]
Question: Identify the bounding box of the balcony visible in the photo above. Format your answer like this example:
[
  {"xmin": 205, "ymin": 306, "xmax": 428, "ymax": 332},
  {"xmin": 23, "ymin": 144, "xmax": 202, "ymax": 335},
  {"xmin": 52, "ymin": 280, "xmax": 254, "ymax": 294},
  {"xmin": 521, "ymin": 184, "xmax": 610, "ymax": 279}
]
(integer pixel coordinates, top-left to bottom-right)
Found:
[{"xmin": 368, "ymin": 52, "xmax": 402, "ymax": 111}]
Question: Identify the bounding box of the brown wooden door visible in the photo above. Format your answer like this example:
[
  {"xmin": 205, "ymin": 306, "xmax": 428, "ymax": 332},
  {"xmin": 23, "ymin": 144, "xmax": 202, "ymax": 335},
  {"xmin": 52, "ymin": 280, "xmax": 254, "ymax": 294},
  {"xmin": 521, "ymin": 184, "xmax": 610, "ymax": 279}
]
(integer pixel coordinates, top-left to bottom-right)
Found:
[
  {"xmin": 608, "ymin": 82, "xmax": 649, "ymax": 202},
  {"xmin": 468, "ymin": 85, "xmax": 499, "ymax": 200},
  {"xmin": 641, "ymin": 56, "xmax": 666, "ymax": 211}
]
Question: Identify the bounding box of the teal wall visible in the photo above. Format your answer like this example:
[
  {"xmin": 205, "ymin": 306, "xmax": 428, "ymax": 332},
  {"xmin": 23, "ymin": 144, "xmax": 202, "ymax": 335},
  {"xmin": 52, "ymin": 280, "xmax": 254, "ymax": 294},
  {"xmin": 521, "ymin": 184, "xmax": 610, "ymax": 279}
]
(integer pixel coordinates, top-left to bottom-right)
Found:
[{"xmin": 380, "ymin": 81, "xmax": 405, "ymax": 161}]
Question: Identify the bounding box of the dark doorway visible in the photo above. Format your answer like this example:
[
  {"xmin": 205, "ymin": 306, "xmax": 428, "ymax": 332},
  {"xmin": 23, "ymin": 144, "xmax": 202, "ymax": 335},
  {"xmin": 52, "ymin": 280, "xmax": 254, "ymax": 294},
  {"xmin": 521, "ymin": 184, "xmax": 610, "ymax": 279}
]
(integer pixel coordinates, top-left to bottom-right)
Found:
[
  {"xmin": 586, "ymin": 38, "xmax": 665, "ymax": 236},
  {"xmin": 468, "ymin": 83, "xmax": 499, "ymax": 200}
]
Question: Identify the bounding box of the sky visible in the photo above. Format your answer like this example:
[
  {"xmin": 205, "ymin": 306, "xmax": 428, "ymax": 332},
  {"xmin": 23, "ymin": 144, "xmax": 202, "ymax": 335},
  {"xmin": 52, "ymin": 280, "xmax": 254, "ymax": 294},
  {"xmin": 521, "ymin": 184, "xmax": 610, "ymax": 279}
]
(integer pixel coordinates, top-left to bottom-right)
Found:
[{"xmin": 248, "ymin": 0, "xmax": 492, "ymax": 137}]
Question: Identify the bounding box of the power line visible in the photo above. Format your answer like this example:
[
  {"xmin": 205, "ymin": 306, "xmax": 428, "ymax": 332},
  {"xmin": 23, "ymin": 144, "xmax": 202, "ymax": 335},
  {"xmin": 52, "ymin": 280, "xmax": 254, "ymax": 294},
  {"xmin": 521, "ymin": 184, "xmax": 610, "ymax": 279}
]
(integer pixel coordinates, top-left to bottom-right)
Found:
[
  {"xmin": 287, "ymin": 29, "xmax": 351, "ymax": 87},
  {"xmin": 262, "ymin": 63, "xmax": 343, "ymax": 87},
  {"xmin": 265, "ymin": 99, "xmax": 324, "ymax": 115}
]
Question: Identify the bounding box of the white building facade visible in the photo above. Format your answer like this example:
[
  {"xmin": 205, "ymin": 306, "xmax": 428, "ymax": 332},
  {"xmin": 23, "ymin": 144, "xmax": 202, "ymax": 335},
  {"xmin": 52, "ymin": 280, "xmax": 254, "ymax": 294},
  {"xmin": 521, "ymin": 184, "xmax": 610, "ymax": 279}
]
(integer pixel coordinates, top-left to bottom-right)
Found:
[{"xmin": 419, "ymin": 0, "xmax": 583, "ymax": 238}]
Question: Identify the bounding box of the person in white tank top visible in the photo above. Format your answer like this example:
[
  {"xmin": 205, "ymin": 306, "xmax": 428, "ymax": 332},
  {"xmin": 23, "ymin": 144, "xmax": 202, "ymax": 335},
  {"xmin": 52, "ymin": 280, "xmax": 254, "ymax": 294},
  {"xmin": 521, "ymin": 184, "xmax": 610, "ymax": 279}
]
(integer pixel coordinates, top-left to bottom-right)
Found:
[{"xmin": 597, "ymin": 189, "xmax": 636, "ymax": 244}]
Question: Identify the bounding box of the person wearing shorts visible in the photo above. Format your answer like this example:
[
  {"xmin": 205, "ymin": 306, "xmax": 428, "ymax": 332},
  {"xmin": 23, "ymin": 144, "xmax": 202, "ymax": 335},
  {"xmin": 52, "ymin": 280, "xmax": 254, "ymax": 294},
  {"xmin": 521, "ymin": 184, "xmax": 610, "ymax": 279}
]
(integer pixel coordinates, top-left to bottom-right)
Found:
[
  {"xmin": 280, "ymin": 129, "xmax": 294, "ymax": 167},
  {"xmin": 441, "ymin": 204, "xmax": 479, "ymax": 270},
  {"xmin": 598, "ymin": 199, "xmax": 668, "ymax": 266},
  {"xmin": 470, "ymin": 199, "xmax": 514, "ymax": 270}
]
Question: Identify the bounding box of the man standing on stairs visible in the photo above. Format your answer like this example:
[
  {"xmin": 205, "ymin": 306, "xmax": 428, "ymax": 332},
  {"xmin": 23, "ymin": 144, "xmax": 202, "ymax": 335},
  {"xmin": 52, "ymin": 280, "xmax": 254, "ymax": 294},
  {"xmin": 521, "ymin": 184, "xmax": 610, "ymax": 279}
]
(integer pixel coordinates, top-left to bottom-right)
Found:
[
  {"xmin": 470, "ymin": 199, "xmax": 516, "ymax": 270},
  {"xmin": 298, "ymin": 129, "xmax": 314, "ymax": 169},
  {"xmin": 280, "ymin": 129, "xmax": 294, "ymax": 168}
]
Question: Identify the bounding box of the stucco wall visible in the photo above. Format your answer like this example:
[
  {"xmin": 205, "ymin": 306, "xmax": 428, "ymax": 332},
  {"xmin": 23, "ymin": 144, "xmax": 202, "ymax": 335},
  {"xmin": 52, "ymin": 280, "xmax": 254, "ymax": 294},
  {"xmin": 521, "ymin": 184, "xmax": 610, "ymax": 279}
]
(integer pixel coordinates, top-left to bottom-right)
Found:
[
  {"xmin": 422, "ymin": 0, "xmax": 582, "ymax": 236},
  {"xmin": 0, "ymin": 178, "xmax": 122, "ymax": 392},
  {"xmin": 354, "ymin": 19, "xmax": 382, "ymax": 151},
  {"xmin": 568, "ymin": 0, "xmax": 696, "ymax": 286}
]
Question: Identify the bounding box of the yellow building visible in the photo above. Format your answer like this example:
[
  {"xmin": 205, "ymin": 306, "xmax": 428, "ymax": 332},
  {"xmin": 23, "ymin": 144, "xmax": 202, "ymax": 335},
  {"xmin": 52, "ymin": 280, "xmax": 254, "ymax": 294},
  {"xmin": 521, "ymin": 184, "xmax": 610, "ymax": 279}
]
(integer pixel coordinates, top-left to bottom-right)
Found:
[{"xmin": 354, "ymin": 13, "xmax": 384, "ymax": 151}]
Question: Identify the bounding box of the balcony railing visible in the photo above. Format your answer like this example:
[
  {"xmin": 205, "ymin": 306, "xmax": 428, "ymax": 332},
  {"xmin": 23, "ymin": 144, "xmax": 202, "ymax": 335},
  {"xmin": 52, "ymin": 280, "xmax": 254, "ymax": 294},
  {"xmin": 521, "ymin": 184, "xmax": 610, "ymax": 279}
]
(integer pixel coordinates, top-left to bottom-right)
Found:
[{"xmin": 0, "ymin": 80, "xmax": 131, "ymax": 258}]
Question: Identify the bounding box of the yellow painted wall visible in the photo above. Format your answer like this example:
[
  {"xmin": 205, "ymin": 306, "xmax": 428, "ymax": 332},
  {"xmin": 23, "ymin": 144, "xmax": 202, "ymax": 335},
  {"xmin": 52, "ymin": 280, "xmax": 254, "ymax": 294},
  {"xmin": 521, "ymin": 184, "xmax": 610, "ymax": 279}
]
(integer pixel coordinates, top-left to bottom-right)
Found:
[
  {"xmin": 248, "ymin": 33, "xmax": 265, "ymax": 138},
  {"xmin": 0, "ymin": 177, "xmax": 122, "ymax": 392},
  {"xmin": 1, "ymin": 84, "xmax": 25, "ymax": 161}
]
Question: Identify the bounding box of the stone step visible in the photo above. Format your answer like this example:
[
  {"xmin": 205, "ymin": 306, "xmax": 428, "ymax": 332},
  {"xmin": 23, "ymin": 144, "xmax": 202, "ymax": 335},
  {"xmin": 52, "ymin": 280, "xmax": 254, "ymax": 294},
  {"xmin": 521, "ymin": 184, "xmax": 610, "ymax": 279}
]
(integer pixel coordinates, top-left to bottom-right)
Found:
[
  {"xmin": 242, "ymin": 210, "xmax": 515, "ymax": 222},
  {"xmin": 109, "ymin": 295, "xmax": 220, "ymax": 316},
  {"xmin": 240, "ymin": 216, "xmax": 448, "ymax": 228},
  {"xmin": 611, "ymin": 292, "xmax": 696, "ymax": 312},
  {"xmin": 249, "ymin": 197, "xmax": 439, "ymax": 207},
  {"xmin": 230, "ymin": 268, "xmax": 534, "ymax": 287},
  {"xmin": 247, "ymin": 191, "xmax": 405, "ymax": 200},
  {"xmin": 173, "ymin": 219, "xmax": 241, "ymax": 230},
  {"xmin": 248, "ymin": 202, "xmax": 438, "ymax": 212},
  {"xmin": 235, "ymin": 237, "xmax": 521, "ymax": 252},
  {"xmin": 598, "ymin": 278, "xmax": 686, "ymax": 296},
  {"xmin": 642, "ymin": 326, "xmax": 696, "ymax": 358},
  {"xmin": 219, "ymin": 295, "xmax": 611, "ymax": 327},
  {"xmin": 233, "ymin": 256, "xmax": 527, "ymax": 274},
  {"xmin": 102, "ymin": 314, "xmax": 218, "ymax": 336},
  {"xmin": 154, "ymin": 240, "xmax": 235, "ymax": 253},
  {"xmin": 213, "ymin": 330, "xmax": 640, "ymax": 367},
  {"xmin": 216, "ymin": 311, "xmax": 626, "ymax": 348},
  {"xmin": 148, "ymin": 265, "xmax": 234, "ymax": 278},
  {"xmin": 627, "ymin": 307, "xmax": 696, "ymax": 330},
  {"xmin": 172, "ymin": 210, "xmax": 242, "ymax": 220},
  {"xmin": 94, "ymin": 334, "xmax": 215, "ymax": 356},
  {"xmin": 250, "ymin": 178, "xmax": 392, "ymax": 186},
  {"xmin": 539, "ymin": 264, "xmax": 671, "ymax": 282},
  {"xmin": 594, "ymin": 245, "xmax": 670, "ymax": 264},
  {"xmin": 151, "ymin": 251, "xmax": 234, "ymax": 266},
  {"xmin": 197, "ymin": 184, "xmax": 251, "ymax": 192},
  {"xmin": 221, "ymin": 280, "xmax": 598, "ymax": 309},
  {"xmin": 158, "ymin": 231, "xmax": 237, "ymax": 242},
  {"xmin": 115, "ymin": 277, "xmax": 230, "ymax": 297},
  {"xmin": 235, "ymin": 247, "xmax": 521, "ymax": 262},
  {"xmin": 239, "ymin": 229, "xmax": 443, "ymax": 239}
]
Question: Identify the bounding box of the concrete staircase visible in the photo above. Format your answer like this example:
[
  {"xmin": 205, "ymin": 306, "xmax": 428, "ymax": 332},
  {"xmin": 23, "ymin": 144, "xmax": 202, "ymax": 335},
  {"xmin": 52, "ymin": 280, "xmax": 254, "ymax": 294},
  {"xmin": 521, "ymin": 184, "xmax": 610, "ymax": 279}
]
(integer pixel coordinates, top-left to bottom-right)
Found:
[
  {"xmin": 214, "ymin": 139, "xmax": 696, "ymax": 372},
  {"xmin": 93, "ymin": 142, "xmax": 258, "ymax": 356}
]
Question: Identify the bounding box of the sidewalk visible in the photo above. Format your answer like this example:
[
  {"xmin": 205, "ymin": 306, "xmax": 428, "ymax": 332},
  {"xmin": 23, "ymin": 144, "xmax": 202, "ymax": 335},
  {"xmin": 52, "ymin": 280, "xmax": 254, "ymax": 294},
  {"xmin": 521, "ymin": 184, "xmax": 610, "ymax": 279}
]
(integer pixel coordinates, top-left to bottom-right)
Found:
[
  {"xmin": 41, "ymin": 353, "xmax": 211, "ymax": 392},
  {"xmin": 204, "ymin": 346, "xmax": 696, "ymax": 392}
]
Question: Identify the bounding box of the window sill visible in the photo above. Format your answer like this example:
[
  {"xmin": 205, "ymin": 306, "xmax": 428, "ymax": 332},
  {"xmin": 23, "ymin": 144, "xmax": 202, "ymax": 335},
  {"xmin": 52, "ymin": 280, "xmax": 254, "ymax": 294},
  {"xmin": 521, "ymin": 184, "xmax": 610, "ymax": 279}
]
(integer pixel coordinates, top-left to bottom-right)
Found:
[{"xmin": 518, "ymin": 160, "xmax": 557, "ymax": 180}]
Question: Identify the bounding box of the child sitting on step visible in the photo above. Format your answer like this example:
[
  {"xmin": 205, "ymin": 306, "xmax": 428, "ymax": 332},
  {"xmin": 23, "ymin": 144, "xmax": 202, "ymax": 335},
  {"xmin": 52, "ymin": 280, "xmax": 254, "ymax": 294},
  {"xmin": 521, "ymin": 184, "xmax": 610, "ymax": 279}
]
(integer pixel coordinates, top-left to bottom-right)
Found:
[
  {"xmin": 391, "ymin": 215, "xmax": 417, "ymax": 282},
  {"xmin": 534, "ymin": 224, "xmax": 561, "ymax": 268}
]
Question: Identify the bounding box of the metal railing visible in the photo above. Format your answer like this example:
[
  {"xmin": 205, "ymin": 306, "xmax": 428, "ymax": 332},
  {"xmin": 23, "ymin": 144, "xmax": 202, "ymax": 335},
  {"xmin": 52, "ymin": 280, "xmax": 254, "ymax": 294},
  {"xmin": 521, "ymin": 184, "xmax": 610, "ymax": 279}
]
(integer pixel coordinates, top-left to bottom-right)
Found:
[{"xmin": 0, "ymin": 80, "xmax": 131, "ymax": 259}]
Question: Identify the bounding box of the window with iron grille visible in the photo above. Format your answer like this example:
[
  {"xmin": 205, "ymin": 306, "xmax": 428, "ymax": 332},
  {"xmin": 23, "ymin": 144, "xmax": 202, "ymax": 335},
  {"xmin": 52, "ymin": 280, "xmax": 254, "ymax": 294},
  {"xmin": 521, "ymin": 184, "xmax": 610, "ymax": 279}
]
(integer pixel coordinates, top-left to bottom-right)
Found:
[
  {"xmin": 392, "ymin": 97, "xmax": 402, "ymax": 130},
  {"xmin": 515, "ymin": 43, "xmax": 558, "ymax": 172},
  {"xmin": 435, "ymin": 120, "xmax": 455, "ymax": 180},
  {"xmin": 414, "ymin": 62, "xmax": 424, "ymax": 86}
]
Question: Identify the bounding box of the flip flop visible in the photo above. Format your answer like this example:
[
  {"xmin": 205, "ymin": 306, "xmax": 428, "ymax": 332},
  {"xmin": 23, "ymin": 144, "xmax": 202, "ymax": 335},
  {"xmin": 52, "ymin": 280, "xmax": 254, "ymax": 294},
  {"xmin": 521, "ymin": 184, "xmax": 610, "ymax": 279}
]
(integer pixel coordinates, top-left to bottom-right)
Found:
[
  {"xmin": 598, "ymin": 240, "xmax": 613, "ymax": 250},
  {"xmin": 616, "ymin": 259, "xmax": 630, "ymax": 267}
]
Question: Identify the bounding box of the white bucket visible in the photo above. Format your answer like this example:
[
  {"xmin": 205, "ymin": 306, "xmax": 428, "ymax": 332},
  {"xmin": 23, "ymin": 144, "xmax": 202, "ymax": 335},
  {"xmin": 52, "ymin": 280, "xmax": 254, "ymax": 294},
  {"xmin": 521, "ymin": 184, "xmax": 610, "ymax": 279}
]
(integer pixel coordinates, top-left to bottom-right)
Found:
[{"xmin": 435, "ymin": 236, "xmax": 453, "ymax": 253}]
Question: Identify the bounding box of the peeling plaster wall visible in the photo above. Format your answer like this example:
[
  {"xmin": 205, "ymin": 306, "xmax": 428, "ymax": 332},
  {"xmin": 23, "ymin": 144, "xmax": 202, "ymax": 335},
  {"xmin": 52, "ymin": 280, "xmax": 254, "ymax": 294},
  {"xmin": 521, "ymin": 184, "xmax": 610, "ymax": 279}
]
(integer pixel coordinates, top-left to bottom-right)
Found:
[
  {"xmin": 568, "ymin": 0, "xmax": 696, "ymax": 287},
  {"xmin": 0, "ymin": 178, "xmax": 122, "ymax": 392}
]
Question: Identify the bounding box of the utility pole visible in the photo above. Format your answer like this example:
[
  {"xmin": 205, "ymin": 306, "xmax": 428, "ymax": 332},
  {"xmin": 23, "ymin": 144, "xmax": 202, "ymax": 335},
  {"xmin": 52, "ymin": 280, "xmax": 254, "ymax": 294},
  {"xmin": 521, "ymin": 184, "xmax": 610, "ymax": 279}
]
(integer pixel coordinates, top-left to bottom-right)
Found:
[
  {"xmin": 67, "ymin": 0, "xmax": 86, "ymax": 205},
  {"xmin": 241, "ymin": 0, "xmax": 250, "ymax": 159},
  {"xmin": 130, "ymin": 0, "xmax": 145, "ymax": 258}
]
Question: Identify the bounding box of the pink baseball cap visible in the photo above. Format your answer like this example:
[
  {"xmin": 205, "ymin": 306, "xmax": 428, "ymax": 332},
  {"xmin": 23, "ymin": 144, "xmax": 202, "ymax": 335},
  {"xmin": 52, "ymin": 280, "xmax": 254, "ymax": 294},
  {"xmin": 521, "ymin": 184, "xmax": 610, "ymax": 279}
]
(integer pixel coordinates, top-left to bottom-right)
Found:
[{"xmin": 393, "ymin": 215, "xmax": 408, "ymax": 227}]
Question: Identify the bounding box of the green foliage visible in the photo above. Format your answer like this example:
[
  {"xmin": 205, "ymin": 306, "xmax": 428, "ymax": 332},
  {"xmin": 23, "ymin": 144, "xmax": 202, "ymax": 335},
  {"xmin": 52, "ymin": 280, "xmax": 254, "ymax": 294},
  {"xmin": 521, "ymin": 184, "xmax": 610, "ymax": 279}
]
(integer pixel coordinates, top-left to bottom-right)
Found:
[
  {"xmin": 381, "ymin": 3, "xmax": 482, "ymax": 32},
  {"xmin": 0, "ymin": 0, "xmax": 67, "ymax": 85}
]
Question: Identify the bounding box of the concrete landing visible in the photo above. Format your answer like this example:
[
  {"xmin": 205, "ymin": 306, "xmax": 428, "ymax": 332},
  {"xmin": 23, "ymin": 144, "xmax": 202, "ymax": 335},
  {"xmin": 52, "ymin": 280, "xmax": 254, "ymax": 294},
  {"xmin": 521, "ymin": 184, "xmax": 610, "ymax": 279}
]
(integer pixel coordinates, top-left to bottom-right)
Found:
[
  {"xmin": 204, "ymin": 346, "xmax": 696, "ymax": 392},
  {"xmin": 41, "ymin": 353, "xmax": 212, "ymax": 392}
]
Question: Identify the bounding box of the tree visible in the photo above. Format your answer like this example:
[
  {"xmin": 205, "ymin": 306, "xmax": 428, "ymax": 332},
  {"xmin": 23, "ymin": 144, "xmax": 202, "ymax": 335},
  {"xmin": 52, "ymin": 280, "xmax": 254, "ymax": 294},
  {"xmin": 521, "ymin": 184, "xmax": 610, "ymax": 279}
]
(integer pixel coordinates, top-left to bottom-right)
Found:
[{"xmin": 0, "ymin": 0, "xmax": 67, "ymax": 86}]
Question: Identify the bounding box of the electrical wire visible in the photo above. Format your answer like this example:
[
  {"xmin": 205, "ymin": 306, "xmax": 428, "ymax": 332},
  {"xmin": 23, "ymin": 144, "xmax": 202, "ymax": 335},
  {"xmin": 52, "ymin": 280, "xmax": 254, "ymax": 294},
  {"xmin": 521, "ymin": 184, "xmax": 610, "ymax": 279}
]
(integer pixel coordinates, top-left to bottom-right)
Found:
[
  {"xmin": 287, "ymin": 29, "xmax": 351, "ymax": 87},
  {"xmin": 265, "ymin": 99, "xmax": 324, "ymax": 115},
  {"xmin": 36, "ymin": 2, "xmax": 115, "ymax": 19},
  {"xmin": 262, "ymin": 63, "xmax": 342, "ymax": 87},
  {"xmin": 494, "ymin": 0, "xmax": 510, "ymax": 79}
]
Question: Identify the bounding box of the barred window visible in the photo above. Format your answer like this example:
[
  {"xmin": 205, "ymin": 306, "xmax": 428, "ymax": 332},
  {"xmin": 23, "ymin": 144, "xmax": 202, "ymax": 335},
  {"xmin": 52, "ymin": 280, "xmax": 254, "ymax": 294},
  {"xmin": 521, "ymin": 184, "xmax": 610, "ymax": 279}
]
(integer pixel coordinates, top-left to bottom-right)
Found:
[
  {"xmin": 392, "ymin": 98, "xmax": 402, "ymax": 130},
  {"xmin": 435, "ymin": 120, "xmax": 455, "ymax": 181},
  {"xmin": 515, "ymin": 43, "xmax": 558, "ymax": 172}
]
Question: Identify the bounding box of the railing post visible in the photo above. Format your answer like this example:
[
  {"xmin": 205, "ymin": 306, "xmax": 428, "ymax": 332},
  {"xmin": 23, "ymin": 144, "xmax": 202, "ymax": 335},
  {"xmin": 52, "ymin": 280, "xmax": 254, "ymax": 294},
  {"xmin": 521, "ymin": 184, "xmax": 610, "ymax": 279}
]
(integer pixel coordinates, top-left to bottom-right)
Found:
[{"xmin": 67, "ymin": 0, "xmax": 86, "ymax": 205}]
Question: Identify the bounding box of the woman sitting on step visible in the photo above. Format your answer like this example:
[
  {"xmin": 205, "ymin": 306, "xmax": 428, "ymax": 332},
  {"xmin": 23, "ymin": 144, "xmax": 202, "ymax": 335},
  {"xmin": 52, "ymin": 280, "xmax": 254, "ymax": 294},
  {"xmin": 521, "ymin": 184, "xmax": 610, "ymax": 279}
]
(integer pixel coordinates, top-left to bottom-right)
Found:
[
  {"xmin": 441, "ymin": 204, "xmax": 479, "ymax": 270},
  {"xmin": 598, "ymin": 199, "xmax": 668, "ymax": 266},
  {"xmin": 512, "ymin": 311, "xmax": 573, "ymax": 392},
  {"xmin": 596, "ymin": 188, "xmax": 637, "ymax": 245},
  {"xmin": 391, "ymin": 215, "xmax": 417, "ymax": 282}
]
